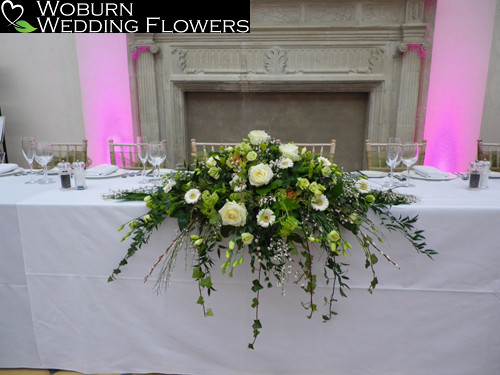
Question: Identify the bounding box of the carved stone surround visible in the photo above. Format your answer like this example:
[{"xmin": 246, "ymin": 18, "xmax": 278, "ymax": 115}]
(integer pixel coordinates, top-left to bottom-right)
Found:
[{"xmin": 128, "ymin": 0, "xmax": 432, "ymax": 168}]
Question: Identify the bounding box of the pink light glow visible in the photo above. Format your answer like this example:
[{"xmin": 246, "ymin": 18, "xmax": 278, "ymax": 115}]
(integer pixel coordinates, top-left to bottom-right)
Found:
[
  {"xmin": 423, "ymin": 0, "xmax": 496, "ymax": 172},
  {"xmin": 75, "ymin": 34, "xmax": 134, "ymax": 166}
]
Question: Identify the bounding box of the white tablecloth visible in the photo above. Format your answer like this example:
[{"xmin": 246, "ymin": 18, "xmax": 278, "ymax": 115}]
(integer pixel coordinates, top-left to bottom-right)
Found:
[{"xmin": 1, "ymin": 172, "xmax": 500, "ymax": 374}]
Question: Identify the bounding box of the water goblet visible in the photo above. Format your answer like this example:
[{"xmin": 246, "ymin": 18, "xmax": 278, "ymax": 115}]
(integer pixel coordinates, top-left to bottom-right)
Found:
[
  {"xmin": 148, "ymin": 142, "xmax": 167, "ymax": 182},
  {"xmin": 385, "ymin": 137, "xmax": 402, "ymax": 189},
  {"xmin": 34, "ymin": 141, "xmax": 55, "ymax": 184},
  {"xmin": 21, "ymin": 136, "xmax": 37, "ymax": 184},
  {"xmin": 136, "ymin": 136, "xmax": 149, "ymax": 184},
  {"xmin": 401, "ymin": 142, "xmax": 419, "ymax": 187}
]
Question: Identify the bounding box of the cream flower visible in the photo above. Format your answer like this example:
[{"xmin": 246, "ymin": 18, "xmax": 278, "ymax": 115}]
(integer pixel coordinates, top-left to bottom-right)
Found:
[
  {"xmin": 241, "ymin": 232, "xmax": 254, "ymax": 245},
  {"xmin": 311, "ymin": 194, "xmax": 329, "ymax": 211},
  {"xmin": 248, "ymin": 130, "xmax": 271, "ymax": 145},
  {"xmin": 219, "ymin": 201, "xmax": 247, "ymax": 227},
  {"xmin": 185, "ymin": 188, "xmax": 201, "ymax": 204},
  {"xmin": 248, "ymin": 163, "xmax": 274, "ymax": 187},
  {"xmin": 257, "ymin": 208, "xmax": 276, "ymax": 228},
  {"xmin": 355, "ymin": 179, "xmax": 372, "ymax": 194},
  {"xmin": 246, "ymin": 151, "xmax": 258, "ymax": 161},
  {"xmin": 279, "ymin": 143, "xmax": 300, "ymax": 161}
]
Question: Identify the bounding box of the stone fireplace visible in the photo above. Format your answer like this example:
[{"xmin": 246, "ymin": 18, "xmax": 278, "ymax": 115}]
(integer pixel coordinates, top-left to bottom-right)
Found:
[{"xmin": 127, "ymin": 0, "xmax": 434, "ymax": 170}]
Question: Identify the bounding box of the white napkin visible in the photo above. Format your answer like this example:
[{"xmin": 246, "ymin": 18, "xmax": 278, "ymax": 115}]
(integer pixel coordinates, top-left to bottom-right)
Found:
[
  {"xmin": 85, "ymin": 164, "xmax": 119, "ymax": 176},
  {"xmin": 0, "ymin": 163, "xmax": 18, "ymax": 174},
  {"xmin": 413, "ymin": 165, "xmax": 449, "ymax": 178}
]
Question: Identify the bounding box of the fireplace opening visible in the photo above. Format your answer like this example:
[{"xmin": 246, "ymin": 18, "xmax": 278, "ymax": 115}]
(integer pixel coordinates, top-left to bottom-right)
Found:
[{"xmin": 186, "ymin": 91, "xmax": 369, "ymax": 171}]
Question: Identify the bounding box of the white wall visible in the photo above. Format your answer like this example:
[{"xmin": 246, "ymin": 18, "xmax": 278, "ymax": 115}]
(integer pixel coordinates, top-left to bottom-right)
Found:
[{"xmin": 0, "ymin": 34, "xmax": 85, "ymax": 167}]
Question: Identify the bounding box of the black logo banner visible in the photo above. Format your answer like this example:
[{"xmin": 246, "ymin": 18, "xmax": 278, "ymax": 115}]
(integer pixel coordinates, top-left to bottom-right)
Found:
[{"xmin": 0, "ymin": 0, "xmax": 250, "ymax": 33}]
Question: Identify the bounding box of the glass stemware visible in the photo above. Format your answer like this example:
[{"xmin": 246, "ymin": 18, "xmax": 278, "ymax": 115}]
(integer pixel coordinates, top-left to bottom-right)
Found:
[
  {"xmin": 21, "ymin": 136, "xmax": 37, "ymax": 184},
  {"xmin": 34, "ymin": 141, "xmax": 55, "ymax": 184},
  {"xmin": 148, "ymin": 142, "xmax": 167, "ymax": 182},
  {"xmin": 136, "ymin": 136, "xmax": 149, "ymax": 184},
  {"xmin": 401, "ymin": 142, "xmax": 419, "ymax": 187},
  {"xmin": 385, "ymin": 137, "xmax": 402, "ymax": 189}
]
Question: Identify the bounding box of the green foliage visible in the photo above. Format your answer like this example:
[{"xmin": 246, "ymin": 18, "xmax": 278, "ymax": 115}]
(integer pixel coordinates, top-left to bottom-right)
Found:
[{"xmin": 105, "ymin": 130, "xmax": 436, "ymax": 348}]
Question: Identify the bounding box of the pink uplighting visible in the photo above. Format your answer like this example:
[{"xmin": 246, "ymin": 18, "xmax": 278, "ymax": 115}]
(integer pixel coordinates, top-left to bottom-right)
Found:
[
  {"xmin": 424, "ymin": 0, "xmax": 496, "ymax": 172},
  {"xmin": 75, "ymin": 34, "xmax": 134, "ymax": 166}
]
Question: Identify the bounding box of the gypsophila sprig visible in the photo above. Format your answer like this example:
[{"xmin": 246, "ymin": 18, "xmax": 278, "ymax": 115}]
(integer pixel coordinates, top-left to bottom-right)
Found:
[{"xmin": 107, "ymin": 130, "xmax": 436, "ymax": 349}]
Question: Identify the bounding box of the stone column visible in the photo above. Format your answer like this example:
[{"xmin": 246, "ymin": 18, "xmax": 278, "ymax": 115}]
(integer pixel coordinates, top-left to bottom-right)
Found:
[
  {"xmin": 131, "ymin": 45, "xmax": 161, "ymax": 142},
  {"xmin": 395, "ymin": 43, "xmax": 422, "ymax": 141}
]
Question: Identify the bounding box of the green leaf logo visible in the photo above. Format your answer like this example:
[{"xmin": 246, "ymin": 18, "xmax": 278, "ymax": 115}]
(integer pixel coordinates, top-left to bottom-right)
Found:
[{"xmin": 15, "ymin": 20, "xmax": 37, "ymax": 33}]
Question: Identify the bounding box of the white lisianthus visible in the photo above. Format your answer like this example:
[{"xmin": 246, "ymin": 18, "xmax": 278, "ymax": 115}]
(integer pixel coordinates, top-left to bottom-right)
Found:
[
  {"xmin": 219, "ymin": 201, "xmax": 247, "ymax": 227},
  {"xmin": 163, "ymin": 179, "xmax": 176, "ymax": 193},
  {"xmin": 248, "ymin": 130, "xmax": 271, "ymax": 145},
  {"xmin": 184, "ymin": 188, "xmax": 201, "ymax": 204},
  {"xmin": 257, "ymin": 208, "xmax": 276, "ymax": 228},
  {"xmin": 241, "ymin": 232, "xmax": 254, "ymax": 245},
  {"xmin": 278, "ymin": 157, "xmax": 293, "ymax": 169},
  {"xmin": 355, "ymin": 179, "xmax": 372, "ymax": 194},
  {"xmin": 311, "ymin": 194, "xmax": 329, "ymax": 211},
  {"xmin": 279, "ymin": 143, "xmax": 300, "ymax": 161},
  {"xmin": 206, "ymin": 156, "xmax": 217, "ymax": 167},
  {"xmin": 317, "ymin": 156, "xmax": 331, "ymax": 167},
  {"xmin": 248, "ymin": 163, "xmax": 274, "ymax": 187}
]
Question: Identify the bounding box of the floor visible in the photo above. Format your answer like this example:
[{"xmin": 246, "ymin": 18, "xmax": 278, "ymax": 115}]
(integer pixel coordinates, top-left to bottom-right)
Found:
[{"xmin": 0, "ymin": 370, "xmax": 170, "ymax": 375}]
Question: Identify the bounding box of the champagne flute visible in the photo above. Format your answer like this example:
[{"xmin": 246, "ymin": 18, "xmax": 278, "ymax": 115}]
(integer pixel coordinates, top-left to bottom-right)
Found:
[
  {"xmin": 401, "ymin": 142, "xmax": 419, "ymax": 187},
  {"xmin": 21, "ymin": 136, "xmax": 36, "ymax": 184},
  {"xmin": 148, "ymin": 142, "xmax": 167, "ymax": 182},
  {"xmin": 136, "ymin": 136, "xmax": 149, "ymax": 184},
  {"xmin": 385, "ymin": 137, "xmax": 402, "ymax": 188},
  {"xmin": 34, "ymin": 141, "xmax": 55, "ymax": 184}
]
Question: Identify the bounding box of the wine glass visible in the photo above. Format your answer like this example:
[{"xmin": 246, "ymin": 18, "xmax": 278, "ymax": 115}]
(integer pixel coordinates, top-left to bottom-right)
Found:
[
  {"xmin": 401, "ymin": 142, "xmax": 419, "ymax": 187},
  {"xmin": 34, "ymin": 141, "xmax": 55, "ymax": 184},
  {"xmin": 21, "ymin": 136, "xmax": 36, "ymax": 184},
  {"xmin": 136, "ymin": 136, "xmax": 149, "ymax": 184},
  {"xmin": 385, "ymin": 137, "xmax": 402, "ymax": 188},
  {"xmin": 148, "ymin": 142, "xmax": 167, "ymax": 182}
]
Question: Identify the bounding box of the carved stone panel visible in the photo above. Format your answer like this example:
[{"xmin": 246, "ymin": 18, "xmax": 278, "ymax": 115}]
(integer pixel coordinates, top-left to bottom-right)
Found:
[{"xmin": 128, "ymin": 0, "xmax": 432, "ymax": 169}]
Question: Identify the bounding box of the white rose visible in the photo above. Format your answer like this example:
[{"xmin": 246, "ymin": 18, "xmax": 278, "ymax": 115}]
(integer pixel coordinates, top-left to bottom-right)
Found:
[
  {"xmin": 248, "ymin": 130, "xmax": 271, "ymax": 145},
  {"xmin": 219, "ymin": 201, "xmax": 247, "ymax": 227},
  {"xmin": 279, "ymin": 143, "xmax": 300, "ymax": 161},
  {"xmin": 248, "ymin": 163, "xmax": 274, "ymax": 187}
]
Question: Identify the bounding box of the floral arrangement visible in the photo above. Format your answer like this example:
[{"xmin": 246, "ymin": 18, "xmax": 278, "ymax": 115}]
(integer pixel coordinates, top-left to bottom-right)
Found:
[{"xmin": 106, "ymin": 130, "xmax": 436, "ymax": 348}]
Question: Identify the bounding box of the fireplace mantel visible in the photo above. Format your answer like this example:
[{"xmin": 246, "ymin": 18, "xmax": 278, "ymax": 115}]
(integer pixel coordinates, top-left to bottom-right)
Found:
[{"xmin": 127, "ymin": 0, "xmax": 434, "ymax": 168}]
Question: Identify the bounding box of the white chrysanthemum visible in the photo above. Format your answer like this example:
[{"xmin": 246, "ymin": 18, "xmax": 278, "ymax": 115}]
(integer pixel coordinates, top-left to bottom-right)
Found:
[
  {"xmin": 248, "ymin": 130, "xmax": 271, "ymax": 145},
  {"xmin": 355, "ymin": 179, "xmax": 372, "ymax": 194},
  {"xmin": 257, "ymin": 208, "xmax": 276, "ymax": 228},
  {"xmin": 311, "ymin": 194, "xmax": 329, "ymax": 211},
  {"xmin": 278, "ymin": 157, "xmax": 293, "ymax": 169},
  {"xmin": 317, "ymin": 156, "xmax": 331, "ymax": 167},
  {"xmin": 185, "ymin": 188, "xmax": 201, "ymax": 204}
]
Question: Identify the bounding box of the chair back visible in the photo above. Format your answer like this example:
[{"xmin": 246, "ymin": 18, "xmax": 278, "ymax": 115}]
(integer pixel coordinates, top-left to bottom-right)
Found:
[
  {"xmin": 109, "ymin": 139, "xmax": 168, "ymax": 169},
  {"xmin": 365, "ymin": 139, "xmax": 426, "ymax": 172},
  {"xmin": 51, "ymin": 139, "xmax": 90, "ymax": 167},
  {"xmin": 282, "ymin": 140, "xmax": 336, "ymax": 163},
  {"xmin": 191, "ymin": 139, "xmax": 238, "ymax": 161},
  {"xmin": 477, "ymin": 140, "xmax": 500, "ymax": 171}
]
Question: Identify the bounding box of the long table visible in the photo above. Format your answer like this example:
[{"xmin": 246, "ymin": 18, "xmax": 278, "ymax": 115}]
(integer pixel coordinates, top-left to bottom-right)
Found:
[{"xmin": 1, "ymin": 171, "xmax": 500, "ymax": 375}]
